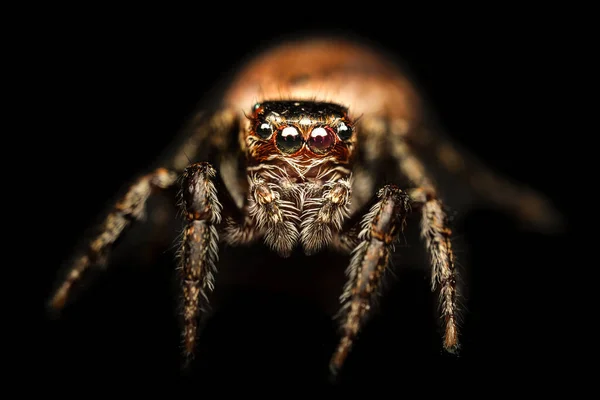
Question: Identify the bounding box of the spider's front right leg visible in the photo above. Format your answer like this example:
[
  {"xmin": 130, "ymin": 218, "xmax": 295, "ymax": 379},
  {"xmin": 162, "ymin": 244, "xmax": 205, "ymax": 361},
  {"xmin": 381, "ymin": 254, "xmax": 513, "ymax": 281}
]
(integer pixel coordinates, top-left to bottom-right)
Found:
[{"xmin": 48, "ymin": 168, "xmax": 178, "ymax": 312}]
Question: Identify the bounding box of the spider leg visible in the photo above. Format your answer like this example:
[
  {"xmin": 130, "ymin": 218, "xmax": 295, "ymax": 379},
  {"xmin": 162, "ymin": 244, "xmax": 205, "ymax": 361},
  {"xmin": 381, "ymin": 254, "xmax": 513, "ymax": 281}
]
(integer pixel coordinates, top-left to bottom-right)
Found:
[
  {"xmin": 177, "ymin": 162, "xmax": 222, "ymax": 365},
  {"xmin": 330, "ymin": 185, "xmax": 411, "ymax": 374},
  {"xmin": 167, "ymin": 108, "xmax": 238, "ymax": 171},
  {"xmin": 49, "ymin": 106, "xmax": 241, "ymax": 314},
  {"xmin": 328, "ymin": 171, "xmax": 379, "ymax": 255},
  {"xmin": 48, "ymin": 168, "xmax": 178, "ymax": 313},
  {"xmin": 301, "ymin": 178, "xmax": 352, "ymax": 255},
  {"xmin": 391, "ymin": 119, "xmax": 563, "ymax": 233},
  {"xmin": 410, "ymin": 188, "xmax": 460, "ymax": 353},
  {"xmin": 330, "ymin": 230, "xmax": 359, "ymax": 255},
  {"xmin": 386, "ymin": 126, "xmax": 462, "ymax": 354}
]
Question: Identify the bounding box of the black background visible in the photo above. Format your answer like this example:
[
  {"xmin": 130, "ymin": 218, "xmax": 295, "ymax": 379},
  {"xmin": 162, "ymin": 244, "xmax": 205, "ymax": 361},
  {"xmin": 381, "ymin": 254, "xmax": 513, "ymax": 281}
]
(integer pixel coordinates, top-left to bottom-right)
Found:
[{"xmin": 31, "ymin": 9, "xmax": 572, "ymax": 394}]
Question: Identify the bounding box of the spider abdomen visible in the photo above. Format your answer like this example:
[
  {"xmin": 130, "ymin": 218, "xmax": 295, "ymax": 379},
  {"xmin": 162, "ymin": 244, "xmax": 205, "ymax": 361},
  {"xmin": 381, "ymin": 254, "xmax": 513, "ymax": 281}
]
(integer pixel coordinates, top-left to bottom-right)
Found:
[{"xmin": 224, "ymin": 38, "xmax": 422, "ymax": 124}]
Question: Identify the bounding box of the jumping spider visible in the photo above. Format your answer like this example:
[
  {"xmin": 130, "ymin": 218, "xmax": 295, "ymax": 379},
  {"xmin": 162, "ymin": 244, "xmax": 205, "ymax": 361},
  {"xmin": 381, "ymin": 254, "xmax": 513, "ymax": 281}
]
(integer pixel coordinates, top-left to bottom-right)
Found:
[{"xmin": 48, "ymin": 36, "xmax": 562, "ymax": 375}]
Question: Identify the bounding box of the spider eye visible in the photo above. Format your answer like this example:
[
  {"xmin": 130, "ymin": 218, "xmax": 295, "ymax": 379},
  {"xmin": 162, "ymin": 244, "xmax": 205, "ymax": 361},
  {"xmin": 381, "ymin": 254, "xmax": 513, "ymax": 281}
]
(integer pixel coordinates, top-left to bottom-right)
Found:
[
  {"xmin": 307, "ymin": 127, "xmax": 335, "ymax": 154},
  {"xmin": 336, "ymin": 122, "xmax": 353, "ymax": 141},
  {"xmin": 276, "ymin": 126, "xmax": 303, "ymax": 154},
  {"xmin": 256, "ymin": 122, "xmax": 273, "ymax": 139}
]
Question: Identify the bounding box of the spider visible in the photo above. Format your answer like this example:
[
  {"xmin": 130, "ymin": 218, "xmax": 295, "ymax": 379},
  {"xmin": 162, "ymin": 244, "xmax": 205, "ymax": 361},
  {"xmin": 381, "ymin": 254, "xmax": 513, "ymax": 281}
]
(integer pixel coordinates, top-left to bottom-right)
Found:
[{"xmin": 47, "ymin": 35, "xmax": 562, "ymax": 376}]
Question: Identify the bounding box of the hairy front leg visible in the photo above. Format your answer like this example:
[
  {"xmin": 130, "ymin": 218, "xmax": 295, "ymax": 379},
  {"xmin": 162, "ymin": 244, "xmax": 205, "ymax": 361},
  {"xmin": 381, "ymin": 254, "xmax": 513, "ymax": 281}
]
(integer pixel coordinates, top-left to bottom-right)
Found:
[
  {"xmin": 48, "ymin": 168, "xmax": 178, "ymax": 312},
  {"xmin": 331, "ymin": 185, "xmax": 411, "ymax": 374},
  {"xmin": 177, "ymin": 162, "xmax": 222, "ymax": 365}
]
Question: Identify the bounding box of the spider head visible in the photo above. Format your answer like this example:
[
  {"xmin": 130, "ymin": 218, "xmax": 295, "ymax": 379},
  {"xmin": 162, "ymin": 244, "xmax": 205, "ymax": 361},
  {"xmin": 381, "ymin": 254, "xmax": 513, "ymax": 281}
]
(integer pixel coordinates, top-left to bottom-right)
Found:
[{"xmin": 245, "ymin": 101, "xmax": 355, "ymax": 166}]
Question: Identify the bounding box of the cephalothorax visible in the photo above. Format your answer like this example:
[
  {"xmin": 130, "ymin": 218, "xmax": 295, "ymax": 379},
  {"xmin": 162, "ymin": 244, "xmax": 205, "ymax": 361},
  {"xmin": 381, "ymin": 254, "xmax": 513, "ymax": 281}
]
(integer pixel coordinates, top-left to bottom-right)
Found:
[
  {"xmin": 48, "ymin": 36, "xmax": 561, "ymax": 375},
  {"xmin": 229, "ymin": 100, "xmax": 357, "ymax": 258}
]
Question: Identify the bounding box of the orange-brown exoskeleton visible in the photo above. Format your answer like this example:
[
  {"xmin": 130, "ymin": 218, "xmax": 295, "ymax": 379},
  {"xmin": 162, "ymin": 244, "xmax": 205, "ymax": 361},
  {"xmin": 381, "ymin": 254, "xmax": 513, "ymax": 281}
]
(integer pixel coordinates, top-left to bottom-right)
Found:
[{"xmin": 48, "ymin": 35, "xmax": 562, "ymax": 376}]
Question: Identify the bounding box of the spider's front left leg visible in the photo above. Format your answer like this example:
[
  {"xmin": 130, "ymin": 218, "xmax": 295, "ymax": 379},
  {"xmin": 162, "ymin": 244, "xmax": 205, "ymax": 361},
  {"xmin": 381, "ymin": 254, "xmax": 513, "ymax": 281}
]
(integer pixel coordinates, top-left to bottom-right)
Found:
[
  {"xmin": 330, "ymin": 185, "xmax": 411, "ymax": 374},
  {"xmin": 48, "ymin": 168, "xmax": 178, "ymax": 312},
  {"xmin": 177, "ymin": 162, "xmax": 224, "ymax": 365},
  {"xmin": 48, "ymin": 108, "xmax": 239, "ymax": 315}
]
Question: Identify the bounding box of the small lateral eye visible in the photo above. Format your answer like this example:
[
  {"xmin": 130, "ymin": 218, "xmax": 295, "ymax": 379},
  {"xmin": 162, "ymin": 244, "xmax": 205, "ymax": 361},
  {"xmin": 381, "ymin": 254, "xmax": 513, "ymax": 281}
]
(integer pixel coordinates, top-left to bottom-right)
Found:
[
  {"xmin": 336, "ymin": 122, "xmax": 353, "ymax": 141},
  {"xmin": 256, "ymin": 122, "xmax": 273, "ymax": 138}
]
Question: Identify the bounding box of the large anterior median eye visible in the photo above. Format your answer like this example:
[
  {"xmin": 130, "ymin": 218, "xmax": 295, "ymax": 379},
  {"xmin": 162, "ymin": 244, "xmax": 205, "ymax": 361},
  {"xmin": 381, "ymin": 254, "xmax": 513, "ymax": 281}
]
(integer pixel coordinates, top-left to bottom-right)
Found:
[
  {"xmin": 307, "ymin": 127, "xmax": 334, "ymax": 154},
  {"xmin": 276, "ymin": 126, "xmax": 303, "ymax": 153}
]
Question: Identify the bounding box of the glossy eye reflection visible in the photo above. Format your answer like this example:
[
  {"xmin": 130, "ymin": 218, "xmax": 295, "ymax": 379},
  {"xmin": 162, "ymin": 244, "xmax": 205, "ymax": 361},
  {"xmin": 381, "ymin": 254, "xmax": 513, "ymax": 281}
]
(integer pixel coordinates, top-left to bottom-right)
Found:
[
  {"xmin": 336, "ymin": 122, "xmax": 352, "ymax": 141},
  {"xmin": 308, "ymin": 127, "xmax": 334, "ymax": 153},
  {"xmin": 256, "ymin": 122, "xmax": 273, "ymax": 139},
  {"xmin": 276, "ymin": 126, "xmax": 303, "ymax": 153}
]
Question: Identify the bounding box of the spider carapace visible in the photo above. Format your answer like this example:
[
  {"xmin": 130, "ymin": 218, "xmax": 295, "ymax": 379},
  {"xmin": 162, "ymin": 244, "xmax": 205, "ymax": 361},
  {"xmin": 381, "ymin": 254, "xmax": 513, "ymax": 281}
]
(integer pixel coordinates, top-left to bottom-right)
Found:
[{"xmin": 48, "ymin": 36, "xmax": 562, "ymax": 376}]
